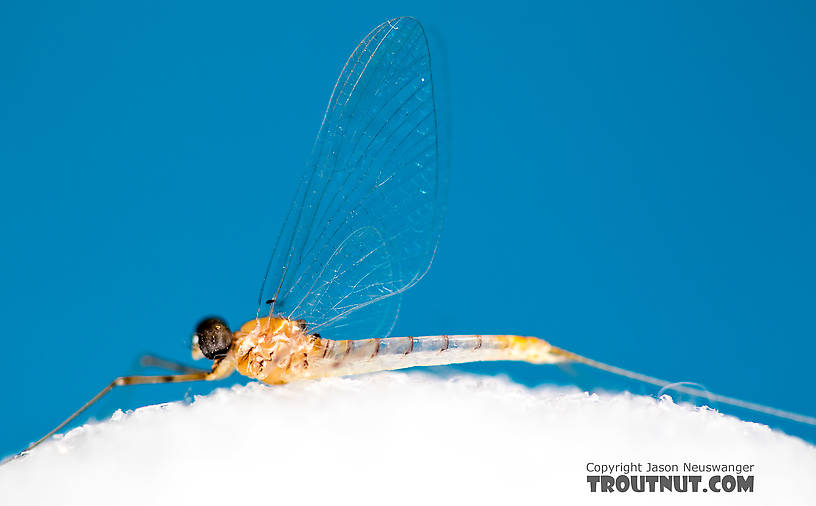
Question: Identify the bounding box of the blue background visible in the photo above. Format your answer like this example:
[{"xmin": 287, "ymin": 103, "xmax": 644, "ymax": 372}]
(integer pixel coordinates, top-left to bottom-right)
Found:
[{"xmin": 2, "ymin": 2, "xmax": 815, "ymax": 456}]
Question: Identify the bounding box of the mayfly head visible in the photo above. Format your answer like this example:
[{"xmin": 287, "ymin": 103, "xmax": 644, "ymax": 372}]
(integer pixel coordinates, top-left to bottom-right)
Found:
[{"xmin": 192, "ymin": 317, "xmax": 233, "ymax": 360}]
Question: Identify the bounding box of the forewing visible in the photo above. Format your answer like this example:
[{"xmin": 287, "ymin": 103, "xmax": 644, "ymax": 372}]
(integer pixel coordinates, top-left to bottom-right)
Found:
[{"xmin": 258, "ymin": 17, "xmax": 444, "ymax": 340}]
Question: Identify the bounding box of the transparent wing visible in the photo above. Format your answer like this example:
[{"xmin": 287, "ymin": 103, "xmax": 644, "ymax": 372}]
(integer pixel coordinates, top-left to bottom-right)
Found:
[{"xmin": 258, "ymin": 17, "xmax": 445, "ymax": 340}]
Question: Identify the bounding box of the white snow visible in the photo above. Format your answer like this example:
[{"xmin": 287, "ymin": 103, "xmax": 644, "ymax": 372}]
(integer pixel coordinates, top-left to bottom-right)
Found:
[{"xmin": 1, "ymin": 372, "xmax": 814, "ymax": 505}]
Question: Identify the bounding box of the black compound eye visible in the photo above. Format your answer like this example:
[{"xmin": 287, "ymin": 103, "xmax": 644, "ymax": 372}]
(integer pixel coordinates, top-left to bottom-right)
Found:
[{"xmin": 194, "ymin": 317, "xmax": 233, "ymax": 360}]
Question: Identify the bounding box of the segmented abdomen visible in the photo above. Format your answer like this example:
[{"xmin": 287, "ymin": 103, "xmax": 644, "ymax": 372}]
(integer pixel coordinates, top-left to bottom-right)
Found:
[{"xmin": 296, "ymin": 334, "xmax": 569, "ymax": 380}]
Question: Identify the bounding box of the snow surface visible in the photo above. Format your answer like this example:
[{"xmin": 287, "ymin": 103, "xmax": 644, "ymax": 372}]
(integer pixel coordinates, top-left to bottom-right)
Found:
[{"xmin": 1, "ymin": 372, "xmax": 814, "ymax": 505}]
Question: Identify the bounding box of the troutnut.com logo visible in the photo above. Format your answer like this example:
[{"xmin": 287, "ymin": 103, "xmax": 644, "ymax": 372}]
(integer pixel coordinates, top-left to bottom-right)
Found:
[{"xmin": 586, "ymin": 462, "xmax": 755, "ymax": 493}]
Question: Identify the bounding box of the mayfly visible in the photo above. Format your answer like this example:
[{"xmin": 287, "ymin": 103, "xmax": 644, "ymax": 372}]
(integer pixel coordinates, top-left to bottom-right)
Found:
[{"xmin": 25, "ymin": 16, "xmax": 816, "ymax": 453}]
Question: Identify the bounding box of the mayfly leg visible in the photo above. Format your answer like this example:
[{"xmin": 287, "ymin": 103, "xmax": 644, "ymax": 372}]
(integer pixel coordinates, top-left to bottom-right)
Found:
[
  {"xmin": 23, "ymin": 371, "xmax": 211, "ymax": 455},
  {"xmin": 139, "ymin": 355, "xmax": 209, "ymax": 375}
]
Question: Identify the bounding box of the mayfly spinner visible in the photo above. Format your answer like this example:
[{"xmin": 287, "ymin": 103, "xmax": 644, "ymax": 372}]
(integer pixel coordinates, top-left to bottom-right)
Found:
[{"xmin": 24, "ymin": 16, "xmax": 816, "ymax": 454}]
